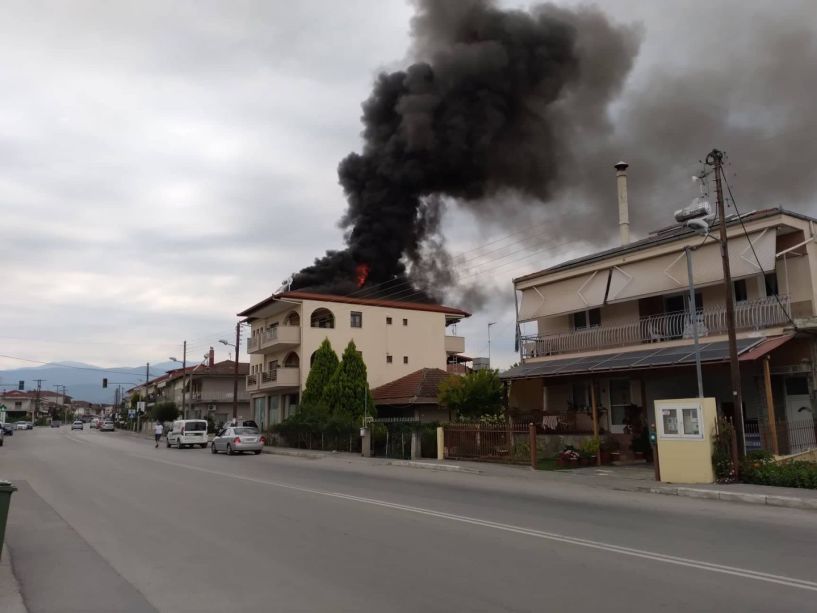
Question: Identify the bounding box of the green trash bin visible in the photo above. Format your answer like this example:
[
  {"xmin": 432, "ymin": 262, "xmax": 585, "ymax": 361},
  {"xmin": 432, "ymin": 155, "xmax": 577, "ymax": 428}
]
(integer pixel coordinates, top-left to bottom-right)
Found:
[{"xmin": 0, "ymin": 480, "xmax": 17, "ymax": 559}]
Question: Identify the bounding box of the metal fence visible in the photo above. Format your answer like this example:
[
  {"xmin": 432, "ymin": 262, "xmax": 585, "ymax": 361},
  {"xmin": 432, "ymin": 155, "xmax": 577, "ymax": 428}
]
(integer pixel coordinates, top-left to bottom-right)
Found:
[
  {"xmin": 522, "ymin": 295, "xmax": 790, "ymax": 358},
  {"xmin": 744, "ymin": 418, "xmax": 817, "ymax": 455},
  {"xmin": 443, "ymin": 423, "xmax": 533, "ymax": 464}
]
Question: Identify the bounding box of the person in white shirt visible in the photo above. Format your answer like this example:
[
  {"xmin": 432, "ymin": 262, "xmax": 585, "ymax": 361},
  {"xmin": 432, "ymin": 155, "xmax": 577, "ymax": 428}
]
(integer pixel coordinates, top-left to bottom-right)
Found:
[{"xmin": 154, "ymin": 422, "xmax": 164, "ymax": 448}]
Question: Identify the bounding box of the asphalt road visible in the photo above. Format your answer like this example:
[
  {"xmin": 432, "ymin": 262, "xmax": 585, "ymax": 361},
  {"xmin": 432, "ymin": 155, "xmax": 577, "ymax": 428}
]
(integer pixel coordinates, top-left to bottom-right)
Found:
[{"xmin": 2, "ymin": 427, "xmax": 817, "ymax": 612}]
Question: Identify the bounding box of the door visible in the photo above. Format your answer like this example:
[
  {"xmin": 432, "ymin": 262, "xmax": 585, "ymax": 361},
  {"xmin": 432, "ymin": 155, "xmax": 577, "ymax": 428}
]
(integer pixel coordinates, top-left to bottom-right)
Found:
[
  {"xmin": 609, "ymin": 379, "xmax": 631, "ymax": 434},
  {"xmin": 784, "ymin": 377, "xmax": 816, "ymax": 453}
]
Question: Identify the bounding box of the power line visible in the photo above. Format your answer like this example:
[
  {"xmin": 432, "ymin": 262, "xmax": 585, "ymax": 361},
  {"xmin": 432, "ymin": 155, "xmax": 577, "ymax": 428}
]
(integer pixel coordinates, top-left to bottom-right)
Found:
[{"xmin": 719, "ymin": 165, "xmax": 799, "ymax": 330}]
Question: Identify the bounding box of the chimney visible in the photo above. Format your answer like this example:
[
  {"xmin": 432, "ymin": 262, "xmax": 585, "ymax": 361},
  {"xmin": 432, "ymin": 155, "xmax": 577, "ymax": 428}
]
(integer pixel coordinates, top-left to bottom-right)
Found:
[
  {"xmin": 208, "ymin": 347, "xmax": 215, "ymax": 367},
  {"xmin": 614, "ymin": 161, "xmax": 630, "ymax": 245}
]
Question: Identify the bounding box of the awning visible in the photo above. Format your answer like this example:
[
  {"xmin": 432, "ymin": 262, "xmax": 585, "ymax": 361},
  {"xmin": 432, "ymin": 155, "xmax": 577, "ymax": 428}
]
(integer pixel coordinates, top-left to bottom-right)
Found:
[
  {"xmin": 500, "ymin": 337, "xmax": 769, "ymax": 381},
  {"xmin": 738, "ymin": 334, "xmax": 795, "ymax": 361}
]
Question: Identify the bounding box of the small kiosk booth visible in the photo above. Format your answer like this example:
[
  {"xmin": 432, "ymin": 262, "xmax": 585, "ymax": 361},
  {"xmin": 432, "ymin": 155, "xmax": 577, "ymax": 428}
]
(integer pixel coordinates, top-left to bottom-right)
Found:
[{"xmin": 654, "ymin": 398, "xmax": 718, "ymax": 484}]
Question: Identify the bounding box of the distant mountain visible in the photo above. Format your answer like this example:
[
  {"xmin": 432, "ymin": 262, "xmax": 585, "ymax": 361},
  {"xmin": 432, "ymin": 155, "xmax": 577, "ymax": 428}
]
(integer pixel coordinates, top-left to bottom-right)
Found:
[{"xmin": 0, "ymin": 361, "xmax": 178, "ymax": 404}]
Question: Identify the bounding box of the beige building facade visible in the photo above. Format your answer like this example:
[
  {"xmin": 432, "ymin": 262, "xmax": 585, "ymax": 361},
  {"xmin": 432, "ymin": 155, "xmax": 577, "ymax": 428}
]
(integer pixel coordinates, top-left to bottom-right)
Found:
[
  {"xmin": 502, "ymin": 208, "xmax": 817, "ymax": 455},
  {"xmin": 238, "ymin": 290, "xmax": 469, "ymax": 430}
]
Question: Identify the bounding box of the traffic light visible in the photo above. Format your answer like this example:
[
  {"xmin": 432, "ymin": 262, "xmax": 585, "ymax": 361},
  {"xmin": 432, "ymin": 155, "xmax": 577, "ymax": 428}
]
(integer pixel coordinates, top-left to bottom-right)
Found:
[
  {"xmin": 102, "ymin": 378, "xmax": 108, "ymax": 388},
  {"xmin": 18, "ymin": 380, "xmax": 24, "ymax": 390}
]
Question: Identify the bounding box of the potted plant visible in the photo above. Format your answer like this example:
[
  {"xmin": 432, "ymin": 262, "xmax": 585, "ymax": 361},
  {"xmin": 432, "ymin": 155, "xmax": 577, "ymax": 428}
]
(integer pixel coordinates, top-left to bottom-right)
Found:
[
  {"xmin": 600, "ymin": 436, "xmax": 620, "ymax": 464},
  {"xmin": 580, "ymin": 437, "xmax": 601, "ymax": 465},
  {"xmin": 558, "ymin": 446, "xmax": 580, "ymax": 467}
]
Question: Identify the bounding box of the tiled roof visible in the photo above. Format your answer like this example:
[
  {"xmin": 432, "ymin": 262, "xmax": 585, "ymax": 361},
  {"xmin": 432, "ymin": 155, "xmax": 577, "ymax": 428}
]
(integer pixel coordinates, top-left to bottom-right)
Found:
[
  {"xmin": 371, "ymin": 368, "xmax": 450, "ymax": 405},
  {"xmin": 238, "ymin": 291, "xmax": 470, "ymax": 318}
]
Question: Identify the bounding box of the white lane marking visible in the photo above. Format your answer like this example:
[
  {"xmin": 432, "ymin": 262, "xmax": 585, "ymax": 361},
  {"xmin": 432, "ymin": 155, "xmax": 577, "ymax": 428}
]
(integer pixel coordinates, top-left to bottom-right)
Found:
[{"xmin": 122, "ymin": 452, "xmax": 817, "ymax": 593}]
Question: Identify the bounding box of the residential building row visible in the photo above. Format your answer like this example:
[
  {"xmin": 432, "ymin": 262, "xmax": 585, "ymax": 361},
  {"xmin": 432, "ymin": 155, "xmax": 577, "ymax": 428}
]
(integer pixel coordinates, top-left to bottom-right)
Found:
[{"xmin": 501, "ymin": 207, "xmax": 817, "ymax": 455}]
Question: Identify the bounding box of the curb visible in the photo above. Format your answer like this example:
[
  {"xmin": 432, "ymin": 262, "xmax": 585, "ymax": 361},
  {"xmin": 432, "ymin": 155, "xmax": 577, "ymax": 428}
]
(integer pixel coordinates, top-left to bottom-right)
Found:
[
  {"xmin": 261, "ymin": 448, "xmax": 325, "ymax": 460},
  {"xmin": 0, "ymin": 546, "xmax": 27, "ymax": 613},
  {"xmin": 386, "ymin": 460, "xmax": 482, "ymax": 474},
  {"xmin": 636, "ymin": 486, "xmax": 817, "ymax": 511}
]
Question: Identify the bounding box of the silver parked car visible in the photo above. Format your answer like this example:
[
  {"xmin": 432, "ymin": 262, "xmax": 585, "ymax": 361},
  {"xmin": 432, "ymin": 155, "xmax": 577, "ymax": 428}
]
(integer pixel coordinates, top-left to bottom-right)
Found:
[
  {"xmin": 71, "ymin": 420, "xmax": 84, "ymax": 431},
  {"xmin": 211, "ymin": 427, "xmax": 264, "ymax": 455}
]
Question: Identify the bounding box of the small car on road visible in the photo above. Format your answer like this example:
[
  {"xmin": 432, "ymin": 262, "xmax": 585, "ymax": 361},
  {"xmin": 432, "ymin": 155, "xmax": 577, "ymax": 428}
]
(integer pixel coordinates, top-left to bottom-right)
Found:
[
  {"xmin": 211, "ymin": 427, "xmax": 265, "ymax": 455},
  {"xmin": 71, "ymin": 420, "xmax": 84, "ymax": 431},
  {"xmin": 50, "ymin": 420, "xmax": 62, "ymax": 428},
  {"xmin": 16, "ymin": 421, "xmax": 30, "ymax": 430},
  {"xmin": 99, "ymin": 420, "xmax": 115, "ymax": 432},
  {"xmin": 1, "ymin": 423, "xmax": 13, "ymax": 436},
  {"xmin": 167, "ymin": 419, "xmax": 209, "ymax": 449}
]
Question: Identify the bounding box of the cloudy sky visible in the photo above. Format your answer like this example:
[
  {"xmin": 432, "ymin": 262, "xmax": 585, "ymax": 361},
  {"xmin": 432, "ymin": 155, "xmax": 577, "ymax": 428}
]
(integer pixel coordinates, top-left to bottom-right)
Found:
[{"xmin": 1, "ymin": 0, "xmax": 816, "ymax": 373}]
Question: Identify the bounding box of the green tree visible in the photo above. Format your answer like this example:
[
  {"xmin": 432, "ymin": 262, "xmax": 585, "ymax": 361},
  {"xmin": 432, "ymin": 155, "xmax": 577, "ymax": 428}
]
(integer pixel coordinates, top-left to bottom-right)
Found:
[
  {"xmin": 299, "ymin": 338, "xmax": 339, "ymax": 418},
  {"xmin": 151, "ymin": 401, "xmax": 179, "ymax": 423},
  {"xmin": 438, "ymin": 369, "xmax": 503, "ymax": 421},
  {"xmin": 323, "ymin": 340, "xmax": 375, "ymax": 422}
]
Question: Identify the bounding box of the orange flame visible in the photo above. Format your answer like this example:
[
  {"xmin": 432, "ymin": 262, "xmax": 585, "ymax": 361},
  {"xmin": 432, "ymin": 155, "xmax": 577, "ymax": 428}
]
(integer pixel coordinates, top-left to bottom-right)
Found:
[{"xmin": 355, "ymin": 263, "xmax": 370, "ymax": 288}]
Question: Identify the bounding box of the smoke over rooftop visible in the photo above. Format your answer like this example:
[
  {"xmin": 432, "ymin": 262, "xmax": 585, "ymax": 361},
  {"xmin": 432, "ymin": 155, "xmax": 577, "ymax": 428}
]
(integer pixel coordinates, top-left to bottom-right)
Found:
[{"xmin": 290, "ymin": 0, "xmax": 641, "ymax": 301}]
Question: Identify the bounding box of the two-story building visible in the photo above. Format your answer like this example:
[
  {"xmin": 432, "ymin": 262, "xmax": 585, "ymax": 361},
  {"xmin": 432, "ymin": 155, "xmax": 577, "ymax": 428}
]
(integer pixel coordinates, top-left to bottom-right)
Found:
[
  {"xmin": 501, "ymin": 207, "xmax": 817, "ymax": 455},
  {"xmin": 129, "ymin": 349, "xmax": 249, "ymax": 425},
  {"xmin": 0, "ymin": 389, "xmax": 70, "ymax": 422},
  {"xmin": 237, "ymin": 290, "xmax": 470, "ymax": 430}
]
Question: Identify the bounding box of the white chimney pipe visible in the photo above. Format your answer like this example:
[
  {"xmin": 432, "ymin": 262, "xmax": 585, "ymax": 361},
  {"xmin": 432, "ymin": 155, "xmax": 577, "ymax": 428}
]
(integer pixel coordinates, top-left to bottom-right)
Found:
[{"xmin": 615, "ymin": 161, "xmax": 630, "ymax": 245}]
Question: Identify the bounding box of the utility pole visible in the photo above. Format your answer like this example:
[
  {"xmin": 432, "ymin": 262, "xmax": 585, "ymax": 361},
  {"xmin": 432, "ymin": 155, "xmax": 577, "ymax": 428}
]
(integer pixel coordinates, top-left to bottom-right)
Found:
[
  {"xmin": 233, "ymin": 322, "xmax": 240, "ymax": 419},
  {"xmin": 181, "ymin": 341, "xmax": 187, "ymax": 418},
  {"xmin": 707, "ymin": 148, "xmax": 745, "ymax": 456},
  {"xmin": 54, "ymin": 385, "xmax": 67, "ymax": 423},
  {"xmin": 33, "ymin": 378, "xmax": 45, "ymax": 424},
  {"xmin": 139, "ymin": 362, "xmax": 149, "ymax": 433},
  {"xmin": 487, "ymin": 322, "xmax": 496, "ymax": 369}
]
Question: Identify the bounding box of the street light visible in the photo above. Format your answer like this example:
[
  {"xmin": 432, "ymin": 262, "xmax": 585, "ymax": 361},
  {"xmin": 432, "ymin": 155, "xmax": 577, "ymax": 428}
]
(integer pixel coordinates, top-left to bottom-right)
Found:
[
  {"xmin": 487, "ymin": 322, "xmax": 497, "ymax": 369},
  {"xmin": 220, "ymin": 323, "xmax": 241, "ymax": 420}
]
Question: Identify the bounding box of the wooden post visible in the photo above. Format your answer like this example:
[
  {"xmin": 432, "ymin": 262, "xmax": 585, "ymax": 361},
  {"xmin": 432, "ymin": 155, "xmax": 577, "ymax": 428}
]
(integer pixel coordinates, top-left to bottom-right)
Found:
[
  {"xmin": 529, "ymin": 422, "xmax": 536, "ymax": 470},
  {"xmin": 763, "ymin": 357, "xmax": 779, "ymax": 456},
  {"xmin": 590, "ymin": 380, "xmax": 600, "ymax": 466}
]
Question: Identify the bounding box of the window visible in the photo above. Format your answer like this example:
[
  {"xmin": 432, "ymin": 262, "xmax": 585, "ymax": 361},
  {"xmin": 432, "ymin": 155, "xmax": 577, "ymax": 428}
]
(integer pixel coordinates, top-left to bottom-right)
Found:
[
  {"xmin": 386, "ymin": 355, "xmax": 393, "ymax": 364},
  {"xmin": 283, "ymin": 352, "xmax": 299, "ymax": 368},
  {"xmin": 403, "ymin": 356, "xmax": 408, "ymax": 364},
  {"xmin": 657, "ymin": 403, "xmax": 704, "ymax": 439},
  {"xmin": 403, "ymin": 318, "xmax": 408, "ymax": 326},
  {"xmin": 733, "ymin": 279, "xmax": 748, "ymax": 303},
  {"xmin": 351, "ymin": 311, "xmax": 362, "ymax": 328},
  {"xmin": 765, "ymin": 272, "xmax": 779, "ymax": 297},
  {"xmin": 572, "ymin": 308, "xmax": 601, "ymax": 330},
  {"xmin": 386, "ymin": 317, "xmax": 393, "ymax": 325},
  {"xmin": 609, "ymin": 379, "xmax": 631, "ymax": 427},
  {"xmin": 570, "ymin": 382, "xmax": 590, "ymax": 410},
  {"xmin": 310, "ymin": 308, "xmax": 335, "ymax": 329}
]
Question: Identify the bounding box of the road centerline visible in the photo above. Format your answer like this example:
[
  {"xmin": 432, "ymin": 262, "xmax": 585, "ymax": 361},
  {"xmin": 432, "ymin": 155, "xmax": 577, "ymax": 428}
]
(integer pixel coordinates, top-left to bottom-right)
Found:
[{"xmin": 113, "ymin": 444, "xmax": 817, "ymax": 594}]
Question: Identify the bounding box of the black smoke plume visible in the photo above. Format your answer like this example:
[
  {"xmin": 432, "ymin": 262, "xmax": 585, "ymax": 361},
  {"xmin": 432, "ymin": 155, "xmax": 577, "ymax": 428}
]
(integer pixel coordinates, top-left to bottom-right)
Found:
[{"xmin": 291, "ymin": 0, "xmax": 641, "ymax": 301}]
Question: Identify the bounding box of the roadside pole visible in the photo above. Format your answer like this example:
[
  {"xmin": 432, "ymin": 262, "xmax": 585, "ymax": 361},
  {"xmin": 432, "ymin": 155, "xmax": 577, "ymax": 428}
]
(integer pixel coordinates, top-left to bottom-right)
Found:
[{"xmin": 232, "ymin": 322, "xmax": 240, "ymax": 420}]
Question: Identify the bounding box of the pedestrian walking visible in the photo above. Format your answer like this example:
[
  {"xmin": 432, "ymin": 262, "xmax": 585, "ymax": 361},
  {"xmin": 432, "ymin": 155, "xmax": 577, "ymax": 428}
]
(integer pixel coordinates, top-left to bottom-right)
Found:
[{"xmin": 154, "ymin": 422, "xmax": 164, "ymax": 448}]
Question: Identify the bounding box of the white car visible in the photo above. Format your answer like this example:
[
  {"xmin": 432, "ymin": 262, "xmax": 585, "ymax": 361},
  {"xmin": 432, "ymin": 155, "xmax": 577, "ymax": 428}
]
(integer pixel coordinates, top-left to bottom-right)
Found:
[
  {"xmin": 210, "ymin": 427, "xmax": 265, "ymax": 455},
  {"xmin": 166, "ymin": 419, "xmax": 209, "ymax": 449},
  {"xmin": 71, "ymin": 420, "xmax": 84, "ymax": 431},
  {"xmin": 99, "ymin": 420, "xmax": 115, "ymax": 432},
  {"xmin": 16, "ymin": 422, "xmax": 29, "ymax": 430}
]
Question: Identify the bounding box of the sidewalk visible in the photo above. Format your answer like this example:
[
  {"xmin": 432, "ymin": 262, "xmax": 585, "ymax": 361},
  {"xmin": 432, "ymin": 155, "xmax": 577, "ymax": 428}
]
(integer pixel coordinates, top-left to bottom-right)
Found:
[
  {"xmin": 0, "ymin": 546, "xmax": 27, "ymax": 613},
  {"xmin": 265, "ymin": 448, "xmax": 817, "ymax": 512}
]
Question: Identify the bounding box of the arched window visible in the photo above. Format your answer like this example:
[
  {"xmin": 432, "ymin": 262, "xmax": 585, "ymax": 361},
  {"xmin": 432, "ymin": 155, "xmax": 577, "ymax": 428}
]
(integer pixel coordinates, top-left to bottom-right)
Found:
[
  {"xmin": 310, "ymin": 308, "xmax": 335, "ymax": 329},
  {"xmin": 310, "ymin": 351, "xmax": 319, "ymax": 367},
  {"xmin": 284, "ymin": 311, "xmax": 300, "ymax": 326},
  {"xmin": 284, "ymin": 352, "xmax": 300, "ymax": 368}
]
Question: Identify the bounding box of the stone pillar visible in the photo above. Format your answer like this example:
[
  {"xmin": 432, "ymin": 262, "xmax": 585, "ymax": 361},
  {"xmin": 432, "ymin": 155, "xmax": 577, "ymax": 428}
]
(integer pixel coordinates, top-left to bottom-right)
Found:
[
  {"xmin": 436, "ymin": 426, "xmax": 444, "ymax": 460},
  {"xmin": 410, "ymin": 429, "xmax": 421, "ymax": 460},
  {"xmin": 360, "ymin": 428, "xmax": 371, "ymax": 458}
]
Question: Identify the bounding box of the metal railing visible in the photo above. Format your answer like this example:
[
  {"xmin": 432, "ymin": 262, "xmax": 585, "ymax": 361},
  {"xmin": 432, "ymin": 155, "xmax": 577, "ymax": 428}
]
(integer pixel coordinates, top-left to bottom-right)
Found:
[
  {"xmin": 443, "ymin": 423, "xmax": 532, "ymax": 464},
  {"xmin": 522, "ymin": 295, "xmax": 790, "ymax": 358},
  {"xmin": 247, "ymin": 326, "xmax": 299, "ymax": 353},
  {"xmin": 745, "ymin": 417, "xmax": 817, "ymax": 455}
]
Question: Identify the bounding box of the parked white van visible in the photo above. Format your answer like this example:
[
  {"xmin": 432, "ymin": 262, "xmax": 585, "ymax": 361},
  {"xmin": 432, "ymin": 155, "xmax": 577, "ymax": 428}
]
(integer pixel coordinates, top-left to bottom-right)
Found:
[{"xmin": 166, "ymin": 420, "xmax": 209, "ymax": 449}]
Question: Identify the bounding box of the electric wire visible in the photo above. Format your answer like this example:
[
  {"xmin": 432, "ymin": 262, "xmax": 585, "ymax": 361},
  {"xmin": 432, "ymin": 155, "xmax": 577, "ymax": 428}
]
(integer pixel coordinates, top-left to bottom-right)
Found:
[{"xmin": 719, "ymin": 166, "xmax": 800, "ymax": 331}]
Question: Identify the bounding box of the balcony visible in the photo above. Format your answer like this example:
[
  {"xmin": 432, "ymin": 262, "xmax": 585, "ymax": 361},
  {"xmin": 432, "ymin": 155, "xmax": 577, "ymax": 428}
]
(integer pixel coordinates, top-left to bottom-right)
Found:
[
  {"xmin": 246, "ymin": 326, "xmax": 300, "ymax": 354},
  {"xmin": 445, "ymin": 335, "xmax": 465, "ymax": 354},
  {"xmin": 521, "ymin": 295, "xmax": 791, "ymax": 359},
  {"xmin": 257, "ymin": 367, "xmax": 300, "ymax": 391}
]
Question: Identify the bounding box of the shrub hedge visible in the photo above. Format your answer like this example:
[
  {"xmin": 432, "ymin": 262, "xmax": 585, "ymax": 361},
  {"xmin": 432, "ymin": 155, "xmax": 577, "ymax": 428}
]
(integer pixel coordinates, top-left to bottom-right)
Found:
[{"xmin": 740, "ymin": 450, "xmax": 817, "ymax": 489}]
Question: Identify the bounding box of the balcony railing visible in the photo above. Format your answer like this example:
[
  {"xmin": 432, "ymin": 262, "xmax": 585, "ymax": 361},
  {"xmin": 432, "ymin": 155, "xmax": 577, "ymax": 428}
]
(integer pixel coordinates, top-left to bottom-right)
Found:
[
  {"xmin": 521, "ymin": 295, "xmax": 791, "ymax": 359},
  {"xmin": 247, "ymin": 326, "xmax": 300, "ymax": 354}
]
